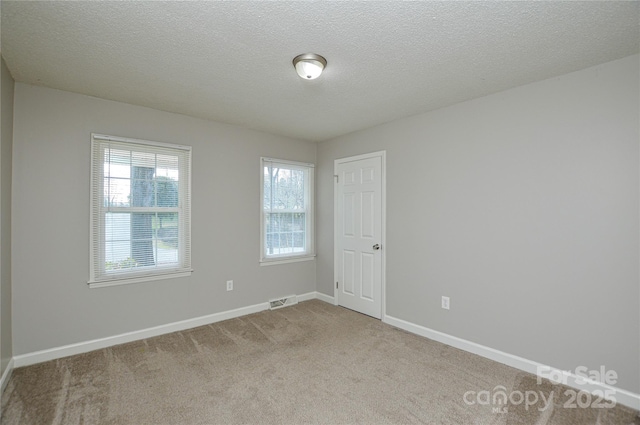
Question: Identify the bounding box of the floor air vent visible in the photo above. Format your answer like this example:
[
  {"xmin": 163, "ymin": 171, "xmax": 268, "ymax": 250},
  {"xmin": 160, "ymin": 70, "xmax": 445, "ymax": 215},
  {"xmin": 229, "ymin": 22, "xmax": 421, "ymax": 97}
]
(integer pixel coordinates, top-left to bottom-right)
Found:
[{"xmin": 269, "ymin": 295, "xmax": 298, "ymax": 310}]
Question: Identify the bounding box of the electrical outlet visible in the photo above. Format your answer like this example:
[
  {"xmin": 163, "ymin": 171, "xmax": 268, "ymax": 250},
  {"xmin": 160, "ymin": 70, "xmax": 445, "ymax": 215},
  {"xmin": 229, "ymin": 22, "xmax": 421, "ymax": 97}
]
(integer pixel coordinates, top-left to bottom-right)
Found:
[
  {"xmin": 441, "ymin": 296, "xmax": 450, "ymax": 310},
  {"xmin": 226, "ymin": 280, "xmax": 233, "ymax": 291}
]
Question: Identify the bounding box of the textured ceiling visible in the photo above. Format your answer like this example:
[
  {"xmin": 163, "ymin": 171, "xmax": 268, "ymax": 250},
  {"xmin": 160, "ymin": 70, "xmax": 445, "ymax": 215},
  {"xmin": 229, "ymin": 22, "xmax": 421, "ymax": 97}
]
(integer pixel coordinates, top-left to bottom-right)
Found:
[{"xmin": 1, "ymin": 1, "xmax": 638, "ymax": 142}]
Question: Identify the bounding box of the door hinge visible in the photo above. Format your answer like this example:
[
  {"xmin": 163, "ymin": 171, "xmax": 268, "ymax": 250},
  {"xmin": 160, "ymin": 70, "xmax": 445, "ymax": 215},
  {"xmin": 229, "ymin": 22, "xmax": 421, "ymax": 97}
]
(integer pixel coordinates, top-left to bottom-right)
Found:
[
  {"xmin": 334, "ymin": 174, "xmax": 339, "ymax": 183},
  {"xmin": 336, "ymin": 281, "xmax": 339, "ymax": 289}
]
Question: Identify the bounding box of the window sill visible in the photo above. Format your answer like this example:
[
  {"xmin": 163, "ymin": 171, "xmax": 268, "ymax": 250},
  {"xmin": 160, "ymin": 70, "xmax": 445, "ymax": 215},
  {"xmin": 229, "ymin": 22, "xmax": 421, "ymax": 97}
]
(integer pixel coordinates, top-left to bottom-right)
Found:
[
  {"xmin": 260, "ymin": 255, "xmax": 315, "ymax": 267},
  {"xmin": 88, "ymin": 270, "xmax": 192, "ymax": 288}
]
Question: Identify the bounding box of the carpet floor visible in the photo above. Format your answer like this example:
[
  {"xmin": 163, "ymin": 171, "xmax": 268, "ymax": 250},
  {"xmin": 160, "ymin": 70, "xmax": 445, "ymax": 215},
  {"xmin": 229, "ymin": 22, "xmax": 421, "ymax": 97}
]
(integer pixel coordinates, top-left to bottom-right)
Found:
[{"xmin": 1, "ymin": 300, "xmax": 638, "ymax": 424}]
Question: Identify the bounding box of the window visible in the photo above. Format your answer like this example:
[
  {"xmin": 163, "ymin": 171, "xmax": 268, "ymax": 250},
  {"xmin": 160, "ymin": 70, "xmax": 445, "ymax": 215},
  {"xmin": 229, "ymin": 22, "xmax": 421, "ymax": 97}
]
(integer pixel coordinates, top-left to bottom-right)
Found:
[
  {"xmin": 89, "ymin": 134, "xmax": 192, "ymax": 287},
  {"xmin": 260, "ymin": 158, "xmax": 314, "ymax": 264}
]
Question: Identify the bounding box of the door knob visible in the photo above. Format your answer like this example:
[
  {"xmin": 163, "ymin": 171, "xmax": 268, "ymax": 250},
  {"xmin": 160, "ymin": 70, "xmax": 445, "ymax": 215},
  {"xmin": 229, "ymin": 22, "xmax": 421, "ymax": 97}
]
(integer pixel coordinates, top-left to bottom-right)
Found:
[{"xmin": 373, "ymin": 244, "xmax": 380, "ymax": 250}]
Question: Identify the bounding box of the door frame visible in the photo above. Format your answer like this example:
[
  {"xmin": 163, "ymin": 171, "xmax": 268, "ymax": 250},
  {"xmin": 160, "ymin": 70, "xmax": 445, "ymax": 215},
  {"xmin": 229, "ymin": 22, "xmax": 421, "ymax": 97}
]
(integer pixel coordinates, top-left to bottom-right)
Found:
[{"xmin": 333, "ymin": 150, "xmax": 386, "ymax": 320}]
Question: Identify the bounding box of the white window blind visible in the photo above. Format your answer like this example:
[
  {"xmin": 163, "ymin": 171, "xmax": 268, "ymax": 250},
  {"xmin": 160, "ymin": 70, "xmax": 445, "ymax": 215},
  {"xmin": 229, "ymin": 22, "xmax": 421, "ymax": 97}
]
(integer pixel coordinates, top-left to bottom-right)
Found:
[
  {"xmin": 261, "ymin": 157, "xmax": 314, "ymax": 264},
  {"xmin": 89, "ymin": 134, "xmax": 192, "ymax": 287}
]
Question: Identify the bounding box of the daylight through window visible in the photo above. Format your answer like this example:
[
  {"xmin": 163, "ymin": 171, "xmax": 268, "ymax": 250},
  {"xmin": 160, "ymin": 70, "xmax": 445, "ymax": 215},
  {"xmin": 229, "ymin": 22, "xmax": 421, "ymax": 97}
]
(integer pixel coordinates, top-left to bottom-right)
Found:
[
  {"xmin": 261, "ymin": 158, "xmax": 314, "ymax": 264},
  {"xmin": 89, "ymin": 134, "xmax": 192, "ymax": 286}
]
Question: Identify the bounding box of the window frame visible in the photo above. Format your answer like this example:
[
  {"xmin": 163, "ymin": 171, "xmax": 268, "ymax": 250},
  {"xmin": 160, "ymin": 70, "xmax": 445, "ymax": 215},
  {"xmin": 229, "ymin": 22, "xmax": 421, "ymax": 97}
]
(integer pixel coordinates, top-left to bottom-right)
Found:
[
  {"xmin": 260, "ymin": 157, "xmax": 315, "ymax": 266},
  {"xmin": 89, "ymin": 133, "xmax": 192, "ymax": 288}
]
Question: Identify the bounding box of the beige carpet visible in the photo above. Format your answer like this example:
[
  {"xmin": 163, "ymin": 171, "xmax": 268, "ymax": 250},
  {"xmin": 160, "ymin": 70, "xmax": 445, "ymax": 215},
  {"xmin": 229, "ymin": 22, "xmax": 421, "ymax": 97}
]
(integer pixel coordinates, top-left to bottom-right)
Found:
[{"xmin": 1, "ymin": 300, "xmax": 638, "ymax": 424}]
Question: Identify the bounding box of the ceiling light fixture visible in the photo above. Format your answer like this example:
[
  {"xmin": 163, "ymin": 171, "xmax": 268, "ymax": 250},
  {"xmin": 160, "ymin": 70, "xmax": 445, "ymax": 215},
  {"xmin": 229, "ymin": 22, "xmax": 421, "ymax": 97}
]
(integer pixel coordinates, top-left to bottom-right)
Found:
[{"xmin": 293, "ymin": 53, "xmax": 327, "ymax": 80}]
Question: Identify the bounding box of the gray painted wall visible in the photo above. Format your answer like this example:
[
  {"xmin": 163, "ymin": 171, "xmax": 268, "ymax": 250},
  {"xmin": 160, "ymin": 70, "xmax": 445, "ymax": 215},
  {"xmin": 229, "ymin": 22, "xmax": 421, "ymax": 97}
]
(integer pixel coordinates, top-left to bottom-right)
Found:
[
  {"xmin": 317, "ymin": 54, "xmax": 640, "ymax": 393},
  {"xmin": 0, "ymin": 57, "xmax": 14, "ymax": 376},
  {"xmin": 7, "ymin": 53, "xmax": 639, "ymax": 396},
  {"xmin": 11, "ymin": 83, "xmax": 316, "ymax": 355}
]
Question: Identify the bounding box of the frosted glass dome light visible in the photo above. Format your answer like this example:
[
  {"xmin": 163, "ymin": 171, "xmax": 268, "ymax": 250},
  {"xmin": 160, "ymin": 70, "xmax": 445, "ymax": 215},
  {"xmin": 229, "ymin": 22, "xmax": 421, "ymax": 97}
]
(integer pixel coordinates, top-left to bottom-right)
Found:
[{"xmin": 293, "ymin": 54, "xmax": 327, "ymax": 80}]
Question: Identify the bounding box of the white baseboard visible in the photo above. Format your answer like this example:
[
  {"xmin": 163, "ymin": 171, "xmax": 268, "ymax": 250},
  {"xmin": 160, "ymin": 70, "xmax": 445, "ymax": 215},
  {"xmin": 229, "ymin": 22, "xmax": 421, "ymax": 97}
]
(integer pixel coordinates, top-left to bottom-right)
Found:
[
  {"xmin": 0, "ymin": 358, "xmax": 14, "ymax": 394},
  {"xmin": 12, "ymin": 292, "xmax": 331, "ymax": 369},
  {"xmin": 314, "ymin": 291, "xmax": 335, "ymax": 304},
  {"xmin": 297, "ymin": 291, "xmax": 334, "ymax": 304},
  {"xmin": 384, "ymin": 314, "xmax": 640, "ymax": 411},
  {"xmin": 297, "ymin": 291, "xmax": 317, "ymax": 302},
  {"xmin": 13, "ymin": 301, "xmax": 270, "ymax": 368}
]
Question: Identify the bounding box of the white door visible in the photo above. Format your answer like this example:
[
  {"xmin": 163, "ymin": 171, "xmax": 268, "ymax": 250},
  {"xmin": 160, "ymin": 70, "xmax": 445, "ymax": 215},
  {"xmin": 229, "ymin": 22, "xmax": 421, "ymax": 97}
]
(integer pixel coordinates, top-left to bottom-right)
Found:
[{"xmin": 335, "ymin": 152, "xmax": 384, "ymax": 319}]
